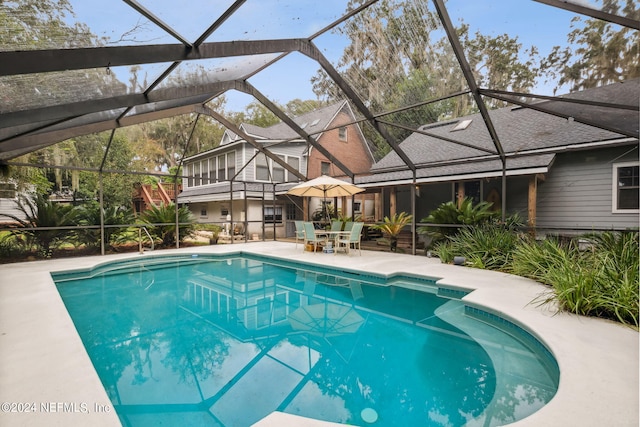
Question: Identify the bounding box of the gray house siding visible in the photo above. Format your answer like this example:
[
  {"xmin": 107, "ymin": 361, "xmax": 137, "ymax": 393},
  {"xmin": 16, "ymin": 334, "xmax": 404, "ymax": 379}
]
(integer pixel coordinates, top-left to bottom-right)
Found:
[{"xmin": 536, "ymin": 146, "xmax": 639, "ymax": 232}]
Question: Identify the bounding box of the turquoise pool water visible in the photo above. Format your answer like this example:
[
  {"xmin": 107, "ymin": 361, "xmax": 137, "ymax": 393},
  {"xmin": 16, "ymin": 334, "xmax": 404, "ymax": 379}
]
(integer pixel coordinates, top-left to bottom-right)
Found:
[{"xmin": 53, "ymin": 254, "xmax": 558, "ymax": 427}]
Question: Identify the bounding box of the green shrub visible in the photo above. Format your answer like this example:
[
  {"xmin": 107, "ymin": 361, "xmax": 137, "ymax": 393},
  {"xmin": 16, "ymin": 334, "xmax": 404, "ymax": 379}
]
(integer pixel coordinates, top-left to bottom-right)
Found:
[
  {"xmin": 512, "ymin": 233, "xmax": 639, "ymax": 327},
  {"xmin": 0, "ymin": 232, "xmax": 28, "ymax": 260},
  {"xmin": 436, "ymin": 224, "xmax": 522, "ymax": 270},
  {"xmin": 510, "ymin": 237, "xmax": 582, "ymax": 283},
  {"xmin": 433, "ymin": 240, "xmax": 455, "ymax": 264},
  {"xmin": 76, "ymin": 201, "xmax": 135, "ymax": 250},
  {"xmin": 588, "ymin": 232, "xmax": 639, "ymax": 326},
  {"xmin": 140, "ymin": 203, "xmax": 195, "ymax": 247},
  {"xmin": 437, "ymin": 229, "xmax": 638, "ymax": 327}
]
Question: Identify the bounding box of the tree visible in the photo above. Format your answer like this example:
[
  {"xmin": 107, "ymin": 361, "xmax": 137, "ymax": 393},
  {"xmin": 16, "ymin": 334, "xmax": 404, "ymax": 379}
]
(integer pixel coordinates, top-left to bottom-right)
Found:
[
  {"xmin": 101, "ymin": 134, "xmax": 138, "ymax": 210},
  {"xmin": 312, "ymin": 0, "xmax": 539, "ymax": 159},
  {"xmin": 540, "ymin": 0, "xmax": 639, "ymax": 92},
  {"xmin": 0, "ymin": 0, "xmax": 127, "ymax": 111}
]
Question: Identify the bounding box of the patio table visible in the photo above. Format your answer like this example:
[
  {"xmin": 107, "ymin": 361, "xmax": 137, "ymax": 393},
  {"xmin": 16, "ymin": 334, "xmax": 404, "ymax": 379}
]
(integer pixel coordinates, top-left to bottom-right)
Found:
[{"xmin": 314, "ymin": 230, "xmax": 350, "ymax": 253}]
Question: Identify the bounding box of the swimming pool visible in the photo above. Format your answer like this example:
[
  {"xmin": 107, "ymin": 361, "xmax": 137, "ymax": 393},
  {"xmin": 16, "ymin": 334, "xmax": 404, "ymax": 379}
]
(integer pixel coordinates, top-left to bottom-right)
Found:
[{"xmin": 52, "ymin": 254, "xmax": 558, "ymax": 427}]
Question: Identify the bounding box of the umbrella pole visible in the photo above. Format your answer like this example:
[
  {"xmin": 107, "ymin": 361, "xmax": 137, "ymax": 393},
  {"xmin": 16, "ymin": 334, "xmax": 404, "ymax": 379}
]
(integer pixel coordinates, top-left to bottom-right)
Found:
[{"xmin": 323, "ymin": 188, "xmax": 329, "ymax": 226}]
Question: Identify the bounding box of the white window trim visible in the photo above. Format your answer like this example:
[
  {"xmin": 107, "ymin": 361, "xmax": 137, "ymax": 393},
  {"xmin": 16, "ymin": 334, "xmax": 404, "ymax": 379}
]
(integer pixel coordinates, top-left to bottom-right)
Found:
[
  {"xmin": 286, "ymin": 155, "xmax": 300, "ymax": 182},
  {"xmin": 254, "ymin": 151, "xmax": 271, "ymax": 182},
  {"xmin": 254, "ymin": 152, "xmax": 300, "ymax": 183},
  {"xmin": 612, "ymin": 161, "xmax": 639, "ymax": 213}
]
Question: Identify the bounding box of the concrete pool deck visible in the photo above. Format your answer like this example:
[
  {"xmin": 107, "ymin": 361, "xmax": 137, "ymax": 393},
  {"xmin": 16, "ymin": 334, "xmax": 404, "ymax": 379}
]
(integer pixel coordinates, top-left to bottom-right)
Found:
[{"xmin": 0, "ymin": 241, "xmax": 637, "ymax": 427}]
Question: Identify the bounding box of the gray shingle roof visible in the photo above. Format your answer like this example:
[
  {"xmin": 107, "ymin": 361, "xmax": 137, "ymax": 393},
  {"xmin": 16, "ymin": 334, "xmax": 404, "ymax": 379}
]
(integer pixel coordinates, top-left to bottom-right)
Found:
[
  {"xmin": 371, "ymin": 79, "xmax": 638, "ymax": 174},
  {"xmin": 357, "ymin": 153, "xmax": 555, "ymax": 185},
  {"xmin": 241, "ymin": 101, "xmax": 346, "ymax": 140}
]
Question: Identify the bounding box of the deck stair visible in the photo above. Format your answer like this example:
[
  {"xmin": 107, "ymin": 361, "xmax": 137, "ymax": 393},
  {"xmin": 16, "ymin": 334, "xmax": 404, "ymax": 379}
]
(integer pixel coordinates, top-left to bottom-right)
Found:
[{"xmin": 133, "ymin": 182, "xmax": 180, "ymax": 213}]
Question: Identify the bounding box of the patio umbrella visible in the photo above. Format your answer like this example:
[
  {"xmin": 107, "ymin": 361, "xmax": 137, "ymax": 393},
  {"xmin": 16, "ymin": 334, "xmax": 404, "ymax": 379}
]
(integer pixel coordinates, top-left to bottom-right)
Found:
[
  {"xmin": 286, "ymin": 175, "xmax": 364, "ymax": 221},
  {"xmin": 286, "ymin": 175, "xmax": 364, "ymax": 198},
  {"xmin": 288, "ymin": 303, "xmax": 365, "ymax": 338}
]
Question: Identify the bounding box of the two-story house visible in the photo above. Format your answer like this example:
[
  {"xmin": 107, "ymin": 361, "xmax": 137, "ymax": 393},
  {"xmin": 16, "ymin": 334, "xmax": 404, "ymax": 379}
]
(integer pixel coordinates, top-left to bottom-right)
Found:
[{"xmin": 177, "ymin": 101, "xmax": 375, "ymax": 239}]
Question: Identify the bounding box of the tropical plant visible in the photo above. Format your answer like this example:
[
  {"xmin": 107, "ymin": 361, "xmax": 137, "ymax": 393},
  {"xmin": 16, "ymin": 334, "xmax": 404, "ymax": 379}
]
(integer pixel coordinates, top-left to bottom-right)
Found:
[
  {"xmin": 311, "ymin": 203, "xmax": 335, "ymax": 223},
  {"xmin": 139, "ymin": 203, "xmax": 195, "ymax": 247},
  {"xmin": 76, "ymin": 201, "xmax": 135, "ymax": 250},
  {"xmin": 0, "ymin": 231, "xmax": 28, "ymax": 261},
  {"xmin": 441, "ymin": 223, "xmax": 524, "ymax": 270},
  {"xmin": 511, "ymin": 233, "xmax": 639, "ymax": 327},
  {"xmin": 1, "ymin": 193, "xmax": 81, "ymax": 257},
  {"xmin": 418, "ymin": 198, "xmax": 499, "ymax": 246},
  {"xmin": 370, "ymin": 211, "xmax": 413, "ymax": 252}
]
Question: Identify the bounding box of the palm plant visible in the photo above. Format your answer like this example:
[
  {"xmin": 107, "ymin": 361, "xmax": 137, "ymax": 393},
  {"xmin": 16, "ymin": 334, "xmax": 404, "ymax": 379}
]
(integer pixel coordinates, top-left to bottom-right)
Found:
[
  {"xmin": 370, "ymin": 211, "xmax": 413, "ymax": 252},
  {"xmin": 76, "ymin": 201, "xmax": 135, "ymax": 250},
  {"xmin": 139, "ymin": 203, "xmax": 195, "ymax": 247},
  {"xmin": 418, "ymin": 198, "xmax": 499, "ymax": 245},
  {"xmin": 1, "ymin": 193, "xmax": 80, "ymax": 257}
]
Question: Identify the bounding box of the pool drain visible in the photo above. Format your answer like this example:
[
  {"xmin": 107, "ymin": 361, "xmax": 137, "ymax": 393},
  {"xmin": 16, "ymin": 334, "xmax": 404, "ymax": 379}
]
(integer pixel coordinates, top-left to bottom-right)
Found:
[{"xmin": 361, "ymin": 407, "xmax": 378, "ymax": 423}]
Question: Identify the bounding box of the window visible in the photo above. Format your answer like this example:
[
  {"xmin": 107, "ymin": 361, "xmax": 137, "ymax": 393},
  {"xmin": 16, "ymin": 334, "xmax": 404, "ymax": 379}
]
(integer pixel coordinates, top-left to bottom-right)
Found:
[
  {"xmin": 227, "ymin": 151, "xmax": 235, "ymax": 179},
  {"xmin": 200, "ymin": 208, "xmax": 207, "ymax": 216},
  {"xmin": 256, "ymin": 153, "xmax": 298, "ymax": 182},
  {"xmin": 193, "ymin": 162, "xmax": 200, "ymax": 186},
  {"xmin": 217, "ymin": 154, "xmax": 226, "ymax": 181},
  {"xmin": 338, "ymin": 126, "xmax": 347, "ymax": 141},
  {"xmin": 210, "ymin": 157, "xmax": 217, "ymax": 182},
  {"xmin": 187, "ymin": 163, "xmax": 194, "ymax": 187},
  {"xmin": 287, "ymin": 156, "xmax": 300, "ymax": 182},
  {"xmin": 201, "ymin": 160, "xmax": 208, "ymax": 185},
  {"xmin": 321, "ymin": 161, "xmax": 330, "ymax": 175},
  {"xmin": 613, "ymin": 162, "xmax": 639, "ymax": 212},
  {"xmin": 286, "ymin": 203, "xmax": 296, "ymax": 220},
  {"xmin": 272, "ymin": 155, "xmax": 285, "ymax": 182},
  {"xmin": 256, "ymin": 153, "xmax": 270, "ymax": 181},
  {"xmin": 221, "ymin": 206, "xmax": 229, "ymax": 217},
  {"xmin": 264, "ymin": 206, "xmax": 283, "ymax": 224}
]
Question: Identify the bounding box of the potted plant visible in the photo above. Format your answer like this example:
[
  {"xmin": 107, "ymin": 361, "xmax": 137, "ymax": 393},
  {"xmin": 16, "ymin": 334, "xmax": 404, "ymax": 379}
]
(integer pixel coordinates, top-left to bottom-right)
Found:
[{"xmin": 371, "ymin": 212, "xmax": 413, "ymax": 252}]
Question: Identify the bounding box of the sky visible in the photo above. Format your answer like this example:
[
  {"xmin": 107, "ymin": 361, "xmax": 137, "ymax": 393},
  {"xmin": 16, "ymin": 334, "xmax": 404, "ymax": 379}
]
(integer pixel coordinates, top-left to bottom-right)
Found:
[{"xmin": 64, "ymin": 0, "xmax": 604, "ymax": 111}]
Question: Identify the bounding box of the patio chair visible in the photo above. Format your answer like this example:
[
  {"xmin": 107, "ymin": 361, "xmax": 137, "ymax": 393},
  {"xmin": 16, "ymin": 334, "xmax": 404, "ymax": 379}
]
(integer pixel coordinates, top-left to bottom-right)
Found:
[
  {"xmin": 330, "ymin": 220, "xmax": 343, "ymax": 232},
  {"xmin": 336, "ymin": 222, "xmax": 364, "ymax": 255},
  {"xmin": 343, "ymin": 221, "xmax": 354, "ymax": 232},
  {"xmin": 303, "ymin": 221, "xmax": 325, "ymax": 253},
  {"xmin": 294, "ymin": 220, "xmax": 305, "ymax": 248}
]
